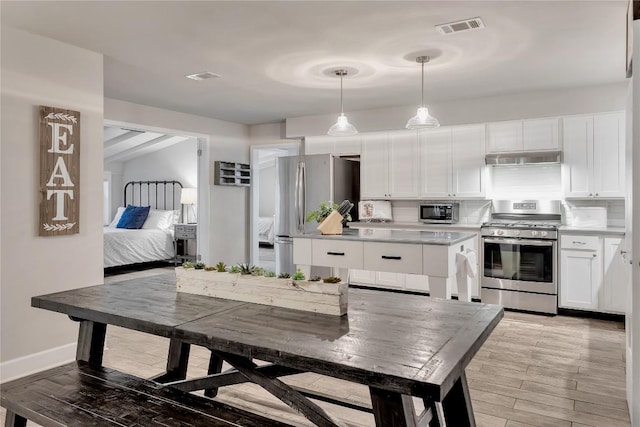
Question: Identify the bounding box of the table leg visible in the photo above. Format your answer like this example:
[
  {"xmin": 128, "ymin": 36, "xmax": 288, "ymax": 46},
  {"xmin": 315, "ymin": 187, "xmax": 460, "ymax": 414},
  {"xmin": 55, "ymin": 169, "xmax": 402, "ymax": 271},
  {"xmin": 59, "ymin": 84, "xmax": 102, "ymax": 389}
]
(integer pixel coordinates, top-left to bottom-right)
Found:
[
  {"xmin": 204, "ymin": 351, "xmax": 224, "ymax": 397},
  {"xmin": 152, "ymin": 338, "xmax": 191, "ymax": 383},
  {"xmin": 441, "ymin": 372, "xmax": 475, "ymax": 427},
  {"xmin": 76, "ymin": 320, "xmax": 106, "ymax": 368},
  {"xmin": 4, "ymin": 410, "xmax": 27, "ymax": 427},
  {"xmin": 369, "ymin": 386, "xmax": 417, "ymax": 427}
]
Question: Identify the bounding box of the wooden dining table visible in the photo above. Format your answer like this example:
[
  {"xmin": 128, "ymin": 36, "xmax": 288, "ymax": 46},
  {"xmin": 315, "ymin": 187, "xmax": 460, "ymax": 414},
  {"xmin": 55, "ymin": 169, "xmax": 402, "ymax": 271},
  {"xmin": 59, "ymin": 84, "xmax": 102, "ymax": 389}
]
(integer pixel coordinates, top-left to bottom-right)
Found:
[{"xmin": 32, "ymin": 273, "xmax": 503, "ymax": 427}]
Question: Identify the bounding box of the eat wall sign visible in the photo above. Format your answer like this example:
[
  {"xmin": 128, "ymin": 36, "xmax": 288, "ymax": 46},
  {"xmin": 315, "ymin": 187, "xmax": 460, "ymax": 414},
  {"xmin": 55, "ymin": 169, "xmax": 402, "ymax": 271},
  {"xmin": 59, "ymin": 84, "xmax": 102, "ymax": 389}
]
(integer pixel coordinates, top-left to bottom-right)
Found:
[{"xmin": 39, "ymin": 106, "xmax": 80, "ymax": 236}]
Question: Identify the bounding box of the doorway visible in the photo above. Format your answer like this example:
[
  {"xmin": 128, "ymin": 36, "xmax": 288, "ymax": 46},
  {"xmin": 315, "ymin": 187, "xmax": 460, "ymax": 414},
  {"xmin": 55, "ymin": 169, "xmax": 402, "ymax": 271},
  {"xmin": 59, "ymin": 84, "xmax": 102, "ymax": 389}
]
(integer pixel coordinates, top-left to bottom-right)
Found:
[{"xmin": 250, "ymin": 144, "xmax": 299, "ymax": 272}]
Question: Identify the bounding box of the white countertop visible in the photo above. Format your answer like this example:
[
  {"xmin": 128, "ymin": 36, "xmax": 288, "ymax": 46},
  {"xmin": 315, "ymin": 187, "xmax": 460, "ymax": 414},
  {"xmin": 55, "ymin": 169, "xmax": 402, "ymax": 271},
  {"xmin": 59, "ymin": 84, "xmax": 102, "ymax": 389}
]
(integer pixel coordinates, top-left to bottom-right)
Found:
[
  {"xmin": 559, "ymin": 226, "xmax": 625, "ymax": 236},
  {"xmin": 348, "ymin": 221, "xmax": 482, "ymax": 231},
  {"xmin": 294, "ymin": 228, "xmax": 477, "ymax": 246}
]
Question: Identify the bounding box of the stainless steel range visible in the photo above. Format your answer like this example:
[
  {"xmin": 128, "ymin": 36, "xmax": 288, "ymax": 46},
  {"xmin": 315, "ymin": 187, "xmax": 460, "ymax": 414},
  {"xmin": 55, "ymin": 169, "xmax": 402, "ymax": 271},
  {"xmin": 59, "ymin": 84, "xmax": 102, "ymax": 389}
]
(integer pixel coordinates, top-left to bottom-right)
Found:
[{"xmin": 481, "ymin": 200, "xmax": 561, "ymax": 314}]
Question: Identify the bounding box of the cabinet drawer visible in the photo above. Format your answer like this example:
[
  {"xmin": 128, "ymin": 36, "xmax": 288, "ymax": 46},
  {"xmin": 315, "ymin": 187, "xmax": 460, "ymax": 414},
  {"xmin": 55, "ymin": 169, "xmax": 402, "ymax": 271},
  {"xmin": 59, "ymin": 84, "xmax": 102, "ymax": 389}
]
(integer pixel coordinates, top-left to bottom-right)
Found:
[
  {"xmin": 312, "ymin": 240, "xmax": 363, "ymax": 269},
  {"xmin": 175, "ymin": 225, "xmax": 196, "ymax": 239},
  {"xmin": 363, "ymin": 243, "xmax": 423, "ymax": 274},
  {"xmin": 560, "ymin": 235, "xmax": 599, "ymax": 251}
]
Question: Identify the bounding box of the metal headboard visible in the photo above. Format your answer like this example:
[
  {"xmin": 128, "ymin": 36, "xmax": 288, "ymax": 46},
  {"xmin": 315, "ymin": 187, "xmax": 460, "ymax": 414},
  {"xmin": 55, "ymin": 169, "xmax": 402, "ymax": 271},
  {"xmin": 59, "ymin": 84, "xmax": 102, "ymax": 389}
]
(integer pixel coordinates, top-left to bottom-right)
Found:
[{"xmin": 123, "ymin": 180, "xmax": 183, "ymax": 211}]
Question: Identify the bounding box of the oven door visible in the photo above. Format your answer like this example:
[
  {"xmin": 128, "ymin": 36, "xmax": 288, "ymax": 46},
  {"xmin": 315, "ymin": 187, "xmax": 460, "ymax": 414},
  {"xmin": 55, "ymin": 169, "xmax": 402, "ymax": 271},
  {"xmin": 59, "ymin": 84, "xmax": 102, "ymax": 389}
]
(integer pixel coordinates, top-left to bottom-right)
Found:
[{"xmin": 482, "ymin": 237, "xmax": 557, "ymax": 294}]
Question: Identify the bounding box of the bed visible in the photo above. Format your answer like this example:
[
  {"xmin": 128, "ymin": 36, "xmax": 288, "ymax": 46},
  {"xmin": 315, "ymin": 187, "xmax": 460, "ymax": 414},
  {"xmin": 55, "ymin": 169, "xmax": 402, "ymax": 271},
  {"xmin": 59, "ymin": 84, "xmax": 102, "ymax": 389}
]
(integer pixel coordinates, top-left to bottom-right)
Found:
[
  {"xmin": 104, "ymin": 180, "xmax": 182, "ymax": 268},
  {"xmin": 258, "ymin": 215, "xmax": 275, "ymax": 245}
]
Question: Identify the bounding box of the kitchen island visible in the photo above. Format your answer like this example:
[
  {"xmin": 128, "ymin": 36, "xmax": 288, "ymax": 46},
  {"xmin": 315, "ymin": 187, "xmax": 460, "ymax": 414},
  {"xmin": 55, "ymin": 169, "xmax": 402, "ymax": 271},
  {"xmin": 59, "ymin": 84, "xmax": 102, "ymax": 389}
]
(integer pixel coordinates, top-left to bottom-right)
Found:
[{"xmin": 294, "ymin": 228, "xmax": 476, "ymax": 299}]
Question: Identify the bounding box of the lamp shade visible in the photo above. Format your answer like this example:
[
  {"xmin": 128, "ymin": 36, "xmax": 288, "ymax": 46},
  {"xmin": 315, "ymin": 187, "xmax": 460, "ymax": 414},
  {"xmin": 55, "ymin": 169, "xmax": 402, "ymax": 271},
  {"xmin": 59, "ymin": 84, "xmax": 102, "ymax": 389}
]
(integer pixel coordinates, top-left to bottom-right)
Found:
[
  {"xmin": 180, "ymin": 188, "xmax": 197, "ymax": 205},
  {"xmin": 328, "ymin": 114, "xmax": 358, "ymax": 136},
  {"xmin": 406, "ymin": 107, "xmax": 440, "ymax": 129}
]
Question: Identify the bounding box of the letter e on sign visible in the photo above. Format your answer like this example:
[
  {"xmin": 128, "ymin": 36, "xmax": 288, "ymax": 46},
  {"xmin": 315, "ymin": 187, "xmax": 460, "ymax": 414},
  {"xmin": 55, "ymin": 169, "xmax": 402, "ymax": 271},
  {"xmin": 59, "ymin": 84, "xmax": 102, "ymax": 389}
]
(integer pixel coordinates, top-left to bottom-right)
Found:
[{"xmin": 39, "ymin": 106, "xmax": 80, "ymax": 236}]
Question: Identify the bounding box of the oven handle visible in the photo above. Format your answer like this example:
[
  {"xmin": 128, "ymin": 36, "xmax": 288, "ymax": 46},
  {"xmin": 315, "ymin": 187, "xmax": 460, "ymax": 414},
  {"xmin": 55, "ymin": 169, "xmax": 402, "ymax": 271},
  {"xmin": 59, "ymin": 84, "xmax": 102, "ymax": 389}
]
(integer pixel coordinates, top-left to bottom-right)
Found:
[{"xmin": 483, "ymin": 238, "xmax": 554, "ymax": 247}]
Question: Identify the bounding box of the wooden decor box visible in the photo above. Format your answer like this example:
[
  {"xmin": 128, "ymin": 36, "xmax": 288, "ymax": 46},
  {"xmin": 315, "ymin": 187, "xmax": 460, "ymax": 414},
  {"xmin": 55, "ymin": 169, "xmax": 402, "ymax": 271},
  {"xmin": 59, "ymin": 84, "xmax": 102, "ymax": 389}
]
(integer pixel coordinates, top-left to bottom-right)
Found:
[{"xmin": 175, "ymin": 268, "xmax": 348, "ymax": 316}]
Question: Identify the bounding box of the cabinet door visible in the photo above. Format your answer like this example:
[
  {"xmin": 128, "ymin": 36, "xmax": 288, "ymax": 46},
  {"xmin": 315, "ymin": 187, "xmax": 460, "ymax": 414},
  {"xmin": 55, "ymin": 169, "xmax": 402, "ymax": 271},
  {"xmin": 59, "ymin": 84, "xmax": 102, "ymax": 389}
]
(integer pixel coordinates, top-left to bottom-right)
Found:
[
  {"xmin": 523, "ymin": 118, "xmax": 560, "ymax": 151},
  {"xmin": 405, "ymin": 274, "xmax": 429, "ymax": 293},
  {"xmin": 349, "ymin": 269, "xmax": 377, "ymax": 285},
  {"xmin": 360, "ymin": 133, "xmax": 389, "ymax": 198},
  {"xmin": 304, "ymin": 136, "xmax": 334, "ymax": 155},
  {"xmin": 332, "ymin": 135, "xmax": 362, "ymax": 156},
  {"xmin": 387, "ymin": 131, "xmax": 420, "ymax": 198},
  {"xmin": 562, "ymin": 116, "xmax": 593, "ymax": 197},
  {"xmin": 603, "ymin": 237, "xmax": 627, "ymax": 313},
  {"xmin": 486, "ymin": 121, "xmax": 523, "ymax": 153},
  {"xmin": 593, "ymin": 113, "xmax": 625, "ymax": 198},
  {"xmin": 375, "ymin": 272, "xmax": 406, "ymax": 289},
  {"xmin": 560, "ymin": 249, "xmax": 601, "ymax": 310},
  {"xmin": 451, "ymin": 124, "xmax": 486, "ymax": 198},
  {"xmin": 420, "ymin": 128, "xmax": 452, "ymax": 198}
]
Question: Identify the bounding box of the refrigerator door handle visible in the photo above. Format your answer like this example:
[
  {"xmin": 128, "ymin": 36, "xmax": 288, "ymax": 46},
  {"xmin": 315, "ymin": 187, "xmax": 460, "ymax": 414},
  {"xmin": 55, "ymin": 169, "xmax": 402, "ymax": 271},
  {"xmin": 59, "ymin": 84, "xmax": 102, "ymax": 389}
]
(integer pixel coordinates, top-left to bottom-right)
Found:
[{"xmin": 295, "ymin": 161, "xmax": 306, "ymax": 233}]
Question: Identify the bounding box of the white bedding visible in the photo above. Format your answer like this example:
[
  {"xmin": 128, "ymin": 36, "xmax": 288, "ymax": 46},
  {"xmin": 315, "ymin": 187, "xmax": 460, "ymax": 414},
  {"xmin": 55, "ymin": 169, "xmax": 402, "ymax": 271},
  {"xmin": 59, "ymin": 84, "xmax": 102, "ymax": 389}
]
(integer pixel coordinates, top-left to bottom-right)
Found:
[
  {"xmin": 258, "ymin": 216, "xmax": 275, "ymax": 245},
  {"xmin": 104, "ymin": 227, "xmax": 174, "ymax": 268}
]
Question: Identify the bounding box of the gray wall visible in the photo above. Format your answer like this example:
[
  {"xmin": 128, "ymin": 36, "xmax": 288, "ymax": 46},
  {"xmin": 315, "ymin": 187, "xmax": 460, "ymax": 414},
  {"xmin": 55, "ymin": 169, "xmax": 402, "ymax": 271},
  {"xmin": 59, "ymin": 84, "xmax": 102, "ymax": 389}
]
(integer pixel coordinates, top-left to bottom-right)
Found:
[{"xmin": 1, "ymin": 27, "xmax": 104, "ymax": 378}]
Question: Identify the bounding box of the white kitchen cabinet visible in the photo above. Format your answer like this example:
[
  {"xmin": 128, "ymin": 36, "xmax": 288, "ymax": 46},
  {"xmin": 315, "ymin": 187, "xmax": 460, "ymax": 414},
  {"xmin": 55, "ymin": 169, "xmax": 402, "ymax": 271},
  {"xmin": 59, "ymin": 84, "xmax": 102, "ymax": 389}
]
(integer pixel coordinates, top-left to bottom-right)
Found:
[
  {"xmin": 361, "ymin": 131, "xmax": 419, "ymax": 199},
  {"xmin": 487, "ymin": 118, "xmax": 559, "ymax": 153},
  {"xmin": 559, "ymin": 233, "xmax": 626, "ymax": 314},
  {"xmin": 421, "ymin": 124, "xmax": 485, "ymax": 198},
  {"xmin": 560, "ymin": 248, "xmax": 601, "ymax": 310},
  {"xmin": 523, "ymin": 118, "xmax": 560, "ymax": 151},
  {"xmin": 405, "ymin": 274, "xmax": 429, "ymax": 293},
  {"xmin": 350, "ymin": 269, "xmax": 377, "ymax": 284},
  {"xmin": 563, "ymin": 112, "xmax": 625, "ymax": 198},
  {"xmin": 304, "ymin": 135, "xmax": 361, "ymax": 156},
  {"xmin": 487, "ymin": 121, "xmax": 522, "ymax": 153},
  {"xmin": 603, "ymin": 237, "xmax": 627, "ymax": 313}
]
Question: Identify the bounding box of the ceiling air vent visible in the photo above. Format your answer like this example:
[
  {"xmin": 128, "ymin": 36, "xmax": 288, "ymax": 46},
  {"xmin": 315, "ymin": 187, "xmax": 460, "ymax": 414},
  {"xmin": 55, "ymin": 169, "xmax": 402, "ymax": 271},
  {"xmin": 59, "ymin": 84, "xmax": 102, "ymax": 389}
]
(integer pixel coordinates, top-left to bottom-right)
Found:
[
  {"xmin": 185, "ymin": 71, "xmax": 221, "ymax": 81},
  {"xmin": 436, "ymin": 17, "xmax": 485, "ymax": 35}
]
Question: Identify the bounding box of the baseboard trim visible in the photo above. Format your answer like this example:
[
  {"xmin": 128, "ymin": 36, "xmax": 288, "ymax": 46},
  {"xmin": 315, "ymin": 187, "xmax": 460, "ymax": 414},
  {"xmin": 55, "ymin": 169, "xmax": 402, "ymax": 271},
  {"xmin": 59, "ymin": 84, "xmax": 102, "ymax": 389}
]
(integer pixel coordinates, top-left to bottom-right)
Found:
[{"xmin": 0, "ymin": 342, "xmax": 77, "ymax": 383}]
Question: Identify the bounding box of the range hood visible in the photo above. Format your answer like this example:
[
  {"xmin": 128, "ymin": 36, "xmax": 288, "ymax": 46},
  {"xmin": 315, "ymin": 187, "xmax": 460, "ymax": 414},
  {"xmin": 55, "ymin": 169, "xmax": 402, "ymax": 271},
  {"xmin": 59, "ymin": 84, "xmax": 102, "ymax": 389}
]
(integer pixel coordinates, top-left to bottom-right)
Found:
[{"xmin": 485, "ymin": 150, "xmax": 562, "ymax": 165}]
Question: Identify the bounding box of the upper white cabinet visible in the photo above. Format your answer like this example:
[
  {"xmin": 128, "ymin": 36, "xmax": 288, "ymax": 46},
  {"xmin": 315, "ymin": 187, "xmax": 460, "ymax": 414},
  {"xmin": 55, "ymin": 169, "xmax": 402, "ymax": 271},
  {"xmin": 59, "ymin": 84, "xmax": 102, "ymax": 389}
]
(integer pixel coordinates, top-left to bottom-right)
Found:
[
  {"xmin": 361, "ymin": 131, "xmax": 420, "ymax": 199},
  {"xmin": 305, "ymin": 135, "xmax": 361, "ymax": 156},
  {"xmin": 420, "ymin": 124, "xmax": 486, "ymax": 198},
  {"xmin": 487, "ymin": 118, "xmax": 559, "ymax": 153},
  {"xmin": 563, "ymin": 112, "xmax": 625, "ymax": 198}
]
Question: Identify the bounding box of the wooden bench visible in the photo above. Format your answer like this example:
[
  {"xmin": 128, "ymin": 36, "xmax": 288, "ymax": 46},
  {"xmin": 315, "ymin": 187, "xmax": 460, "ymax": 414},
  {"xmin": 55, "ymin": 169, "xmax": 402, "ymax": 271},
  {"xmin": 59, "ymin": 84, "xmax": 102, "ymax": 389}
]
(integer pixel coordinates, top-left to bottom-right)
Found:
[{"xmin": 1, "ymin": 361, "xmax": 293, "ymax": 427}]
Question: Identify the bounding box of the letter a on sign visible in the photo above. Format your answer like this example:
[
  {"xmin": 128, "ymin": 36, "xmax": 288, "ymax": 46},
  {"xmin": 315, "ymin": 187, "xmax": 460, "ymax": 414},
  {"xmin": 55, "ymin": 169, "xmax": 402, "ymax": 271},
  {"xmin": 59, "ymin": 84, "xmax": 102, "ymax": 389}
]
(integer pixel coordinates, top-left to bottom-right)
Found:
[{"xmin": 39, "ymin": 106, "xmax": 80, "ymax": 236}]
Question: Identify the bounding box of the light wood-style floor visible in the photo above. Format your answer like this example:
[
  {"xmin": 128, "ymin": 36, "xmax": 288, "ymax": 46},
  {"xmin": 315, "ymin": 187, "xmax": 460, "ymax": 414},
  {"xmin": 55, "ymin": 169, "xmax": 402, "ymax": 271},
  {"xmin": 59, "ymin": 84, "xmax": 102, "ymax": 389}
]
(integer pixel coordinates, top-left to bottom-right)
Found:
[{"xmin": 2, "ymin": 267, "xmax": 630, "ymax": 427}]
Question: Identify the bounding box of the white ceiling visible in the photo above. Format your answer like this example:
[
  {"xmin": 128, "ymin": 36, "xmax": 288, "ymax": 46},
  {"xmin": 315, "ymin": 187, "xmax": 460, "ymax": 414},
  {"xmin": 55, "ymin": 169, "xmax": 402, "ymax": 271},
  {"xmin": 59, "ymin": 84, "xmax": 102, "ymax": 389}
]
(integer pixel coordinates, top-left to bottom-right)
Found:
[
  {"xmin": 2, "ymin": 1, "xmax": 629, "ymax": 125},
  {"xmin": 103, "ymin": 126, "xmax": 192, "ymax": 162}
]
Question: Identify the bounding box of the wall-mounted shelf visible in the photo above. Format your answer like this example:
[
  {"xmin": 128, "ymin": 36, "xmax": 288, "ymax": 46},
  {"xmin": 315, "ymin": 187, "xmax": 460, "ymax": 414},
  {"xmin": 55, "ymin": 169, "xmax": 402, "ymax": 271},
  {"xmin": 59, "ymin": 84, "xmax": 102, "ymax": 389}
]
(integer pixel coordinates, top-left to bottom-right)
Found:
[{"xmin": 214, "ymin": 161, "xmax": 251, "ymax": 187}]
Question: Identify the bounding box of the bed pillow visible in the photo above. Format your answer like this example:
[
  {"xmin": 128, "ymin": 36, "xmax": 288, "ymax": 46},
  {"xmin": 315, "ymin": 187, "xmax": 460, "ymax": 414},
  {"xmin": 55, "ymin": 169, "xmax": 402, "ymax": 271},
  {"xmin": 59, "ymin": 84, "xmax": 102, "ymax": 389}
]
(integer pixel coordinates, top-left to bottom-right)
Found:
[
  {"xmin": 116, "ymin": 205, "xmax": 150, "ymax": 229},
  {"xmin": 142, "ymin": 209, "xmax": 175, "ymax": 230},
  {"xmin": 108, "ymin": 206, "xmax": 126, "ymax": 228}
]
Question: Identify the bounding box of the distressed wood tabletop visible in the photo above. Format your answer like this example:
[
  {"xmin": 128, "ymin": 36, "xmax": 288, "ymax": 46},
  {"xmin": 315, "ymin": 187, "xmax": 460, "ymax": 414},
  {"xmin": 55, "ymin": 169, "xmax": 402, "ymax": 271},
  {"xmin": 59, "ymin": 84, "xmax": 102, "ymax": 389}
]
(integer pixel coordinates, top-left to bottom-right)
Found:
[{"xmin": 32, "ymin": 272, "xmax": 503, "ymax": 425}]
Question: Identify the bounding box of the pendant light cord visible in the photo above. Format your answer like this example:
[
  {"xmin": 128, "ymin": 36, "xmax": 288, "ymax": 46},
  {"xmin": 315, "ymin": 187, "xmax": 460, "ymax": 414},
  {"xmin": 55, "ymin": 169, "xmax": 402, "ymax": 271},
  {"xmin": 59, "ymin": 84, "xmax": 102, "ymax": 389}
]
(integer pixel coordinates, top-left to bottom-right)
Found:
[{"xmin": 420, "ymin": 60, "xmax": 425, "ymax": 108}]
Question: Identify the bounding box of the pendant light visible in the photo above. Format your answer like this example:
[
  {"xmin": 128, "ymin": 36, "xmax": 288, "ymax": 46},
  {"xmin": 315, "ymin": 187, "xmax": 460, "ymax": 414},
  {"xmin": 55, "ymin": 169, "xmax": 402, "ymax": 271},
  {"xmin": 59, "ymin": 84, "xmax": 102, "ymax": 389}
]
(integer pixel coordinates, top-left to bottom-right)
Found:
[
  {"xmin": 327, "ymin": 69, "xmax": 358, "ymax": 136},
  {"xmin": 406, "ymin": 56, "xmax": 440, "ymax": 129}
]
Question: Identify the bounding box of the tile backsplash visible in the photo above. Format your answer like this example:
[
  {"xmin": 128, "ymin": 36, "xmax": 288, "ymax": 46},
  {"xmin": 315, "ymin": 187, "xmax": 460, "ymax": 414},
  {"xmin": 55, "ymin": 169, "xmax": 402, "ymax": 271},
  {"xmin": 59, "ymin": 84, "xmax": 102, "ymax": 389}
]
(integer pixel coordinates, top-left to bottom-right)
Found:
[
  {"xmin": 563, "ymin": 199, "xmax": 625, "ymax": 227},
  {"xmin": 388, "ymin": 199, "xmax": 624, "ymax": 227},
  {"xmin": 390, "ymin": 200, "xmax": 491, "ymax": 225}
]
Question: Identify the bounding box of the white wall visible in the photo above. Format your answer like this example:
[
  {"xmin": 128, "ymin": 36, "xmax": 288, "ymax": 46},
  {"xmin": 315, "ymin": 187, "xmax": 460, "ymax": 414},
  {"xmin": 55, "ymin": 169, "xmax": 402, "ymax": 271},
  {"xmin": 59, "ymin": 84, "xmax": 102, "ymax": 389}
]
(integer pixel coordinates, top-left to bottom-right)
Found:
[
  {"xmin": 1, "ymin": 27, "xmax": 104, "ymax": 379},
  {"xmin": 286, "ymin": 82, "xmax": 629, "ymax": 137},
  {"xmin": 258, "ymin": 163, "xmax": 276, "ymax": 217},
  {"xmin": 104, "ymin": 98, "xmax": 250, "ymax": 265}
]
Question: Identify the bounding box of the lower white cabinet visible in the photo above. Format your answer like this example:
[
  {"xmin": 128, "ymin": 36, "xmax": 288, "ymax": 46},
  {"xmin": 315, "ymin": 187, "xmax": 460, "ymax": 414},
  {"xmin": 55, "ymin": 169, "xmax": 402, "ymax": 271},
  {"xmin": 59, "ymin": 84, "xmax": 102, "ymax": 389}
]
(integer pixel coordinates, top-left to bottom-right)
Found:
[
  {"xmin": 603, "ymin": 237, "xmax": 627, "ymax": 313},
  {"xmin": 559, "ymin": 234, "xmax": 626, "ymax": 314}
]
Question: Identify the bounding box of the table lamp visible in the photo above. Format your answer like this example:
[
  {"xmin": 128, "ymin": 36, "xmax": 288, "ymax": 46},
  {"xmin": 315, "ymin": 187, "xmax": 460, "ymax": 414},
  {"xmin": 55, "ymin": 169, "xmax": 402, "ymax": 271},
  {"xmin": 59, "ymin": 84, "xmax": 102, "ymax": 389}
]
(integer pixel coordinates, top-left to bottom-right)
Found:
[{"xmin": 180, "ymin": 188, "xmax": 197, "ymax": 223}]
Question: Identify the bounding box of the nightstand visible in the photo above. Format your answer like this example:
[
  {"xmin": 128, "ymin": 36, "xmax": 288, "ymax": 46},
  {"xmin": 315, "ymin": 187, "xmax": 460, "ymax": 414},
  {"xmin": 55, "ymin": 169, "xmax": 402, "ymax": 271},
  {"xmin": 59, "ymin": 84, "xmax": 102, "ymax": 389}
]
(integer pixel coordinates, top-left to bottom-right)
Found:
[{"xmin": 174, "ymin": 223, "xmax": 197, "ymax": 265}]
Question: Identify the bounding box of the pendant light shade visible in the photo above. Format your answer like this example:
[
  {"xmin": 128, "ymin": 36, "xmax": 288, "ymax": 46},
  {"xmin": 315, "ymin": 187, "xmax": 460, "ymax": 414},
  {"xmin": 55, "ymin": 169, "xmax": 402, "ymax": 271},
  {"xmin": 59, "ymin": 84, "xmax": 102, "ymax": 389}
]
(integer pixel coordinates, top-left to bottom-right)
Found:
[
  {"xmin": 328, "ymin": 69, "xmax": 358, "ymax": 136},
  {"xmin": 406, "ymin": 56, "xmax": 439, "ymax": 129}
]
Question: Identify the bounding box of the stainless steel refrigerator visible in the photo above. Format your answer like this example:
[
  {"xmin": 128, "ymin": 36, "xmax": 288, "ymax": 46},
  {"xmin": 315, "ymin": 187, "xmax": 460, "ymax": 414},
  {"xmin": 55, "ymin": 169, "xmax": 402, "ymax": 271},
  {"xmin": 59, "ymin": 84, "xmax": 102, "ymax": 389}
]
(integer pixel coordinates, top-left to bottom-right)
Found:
[{"xmin": 274, "ymin": 154, "xmax": 359, "ymax": 275}]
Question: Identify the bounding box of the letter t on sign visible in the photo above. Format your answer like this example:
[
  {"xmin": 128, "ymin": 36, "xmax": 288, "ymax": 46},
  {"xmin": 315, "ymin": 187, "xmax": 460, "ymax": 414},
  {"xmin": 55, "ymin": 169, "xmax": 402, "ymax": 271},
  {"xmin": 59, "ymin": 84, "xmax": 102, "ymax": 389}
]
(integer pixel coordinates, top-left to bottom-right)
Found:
[{"xmin": 39, "ymin": 106, "xmax": 80, "ymax": 236}]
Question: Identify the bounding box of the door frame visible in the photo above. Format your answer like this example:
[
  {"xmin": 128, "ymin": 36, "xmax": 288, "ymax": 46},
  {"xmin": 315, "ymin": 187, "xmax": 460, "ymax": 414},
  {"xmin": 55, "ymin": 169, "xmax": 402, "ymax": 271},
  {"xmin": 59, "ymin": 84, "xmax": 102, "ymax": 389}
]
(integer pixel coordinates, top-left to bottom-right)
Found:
[
  {"xmin": 249, "ymin": 143, "xmax": 299, "ymax": 267},
  {"xmin": 103, "ymin": 119, "xmax": 210, "ymax": 263}
]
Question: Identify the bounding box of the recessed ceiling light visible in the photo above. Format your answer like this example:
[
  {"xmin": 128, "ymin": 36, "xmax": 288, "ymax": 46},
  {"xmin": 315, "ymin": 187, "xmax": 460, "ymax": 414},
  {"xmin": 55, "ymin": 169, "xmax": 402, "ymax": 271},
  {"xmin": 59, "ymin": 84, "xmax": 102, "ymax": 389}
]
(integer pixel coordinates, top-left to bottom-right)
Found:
[
  {"xmin": 185, "ymin": 71, "xmax": 221, "ymax": 81},
  {"xmin": 435, "ymin": 17, "xmax": 485, "ymax": 35}
]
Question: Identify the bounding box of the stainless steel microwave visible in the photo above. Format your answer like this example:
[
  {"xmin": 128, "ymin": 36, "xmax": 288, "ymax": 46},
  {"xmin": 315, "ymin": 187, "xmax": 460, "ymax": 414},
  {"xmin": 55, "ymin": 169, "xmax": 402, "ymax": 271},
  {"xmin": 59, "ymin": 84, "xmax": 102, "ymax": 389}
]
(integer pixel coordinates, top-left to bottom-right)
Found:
[{"xmin": 419, "ymin": 203, "xmax": 459, "ymax": 224}]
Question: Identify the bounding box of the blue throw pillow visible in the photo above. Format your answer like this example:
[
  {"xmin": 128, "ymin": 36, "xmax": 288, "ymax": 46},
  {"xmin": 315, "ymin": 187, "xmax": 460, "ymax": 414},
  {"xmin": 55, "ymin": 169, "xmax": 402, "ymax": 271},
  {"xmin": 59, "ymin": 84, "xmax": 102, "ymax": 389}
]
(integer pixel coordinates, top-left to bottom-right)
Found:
[{"xmin": 116, "ymin": 205, "xmax": 151, "ymax": 229}]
